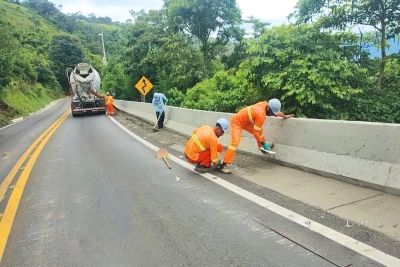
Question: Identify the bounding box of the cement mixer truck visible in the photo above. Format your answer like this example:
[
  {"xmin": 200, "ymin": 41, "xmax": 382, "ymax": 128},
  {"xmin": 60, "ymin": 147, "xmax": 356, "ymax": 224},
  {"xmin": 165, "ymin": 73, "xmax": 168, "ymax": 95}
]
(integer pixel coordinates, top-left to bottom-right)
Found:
[{"xmin": 67, "ymin": 63, "xmax": 106, "ymax": 117}]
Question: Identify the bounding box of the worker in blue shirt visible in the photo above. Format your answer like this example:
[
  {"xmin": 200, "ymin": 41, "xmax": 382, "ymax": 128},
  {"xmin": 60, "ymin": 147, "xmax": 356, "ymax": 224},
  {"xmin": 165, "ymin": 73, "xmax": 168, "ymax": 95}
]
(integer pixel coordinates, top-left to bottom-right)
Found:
[{"xmin": 152, "ymin": 92, "xmax": 168, "ymax": 131}]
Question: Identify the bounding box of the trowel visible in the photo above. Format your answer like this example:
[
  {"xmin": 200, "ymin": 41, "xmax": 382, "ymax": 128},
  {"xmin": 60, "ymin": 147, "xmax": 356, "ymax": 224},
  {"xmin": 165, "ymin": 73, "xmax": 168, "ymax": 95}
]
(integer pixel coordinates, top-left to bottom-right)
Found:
[
  {"xmin": 156, "ymin": 148, "xmax": 172, "ymax": 169},
  {"xmin": 259, "ymin": 143, "xmax": 276, "ymax": 156}
]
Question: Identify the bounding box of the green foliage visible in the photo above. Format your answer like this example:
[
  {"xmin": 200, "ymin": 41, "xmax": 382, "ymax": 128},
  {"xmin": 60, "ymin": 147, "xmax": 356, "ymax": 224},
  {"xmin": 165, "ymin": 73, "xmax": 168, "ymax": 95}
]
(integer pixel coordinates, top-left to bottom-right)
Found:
[
  {"xmin": 1, "ymin": 0, "xmax": 400, "ymax": 125},
  {"xmin": 13, "ymin": 46, "xmax": 38, "ymax": 82},
  {"xmin": 348, "ymin": 88, "xmax": 400, "ymax": 123},
  {"xmin": 183, "ymin": 69, "xmax": 260, "ymax": 112},
  {"xmin": 73, "ymin": 19, "xmax": 122, "ymax": 56},
  {"xmin": 2, "ymin": 83, "xmax": 52, "ymax": 113},
  {"xmin": 293, "ymin": 0, "xmax": 400, "ymax": 88},
  {"xmin": 165, "ymin": 0, "xmax": 242, "ymax": 64},
  {"xmin": 102, "ymin": 59, "xmax": 131, "ymax": 99},
  {"xmin": 165, "ymin": 87, "xmax": 185, "ymax": 107},
  {"xmin": 244, "ymin": 25, "xmax": 366, "ymax": 118},
  {"xmin": 221, "ymin": 41, "xmax": 248, "ymax": 69},
  {"xmin": 244, "ymin": 16, "xmax": 270, "ymax": 38},
  {"xmin": 0, "ymin": 1, "xmax": 112, "ymax": 124},
  {"xmin": 350, "ymin": 58, "xmax": 400, "ymax": 123},
  {"xmin": 0, "ymin": 21, "xmax": 18, "ymax": 88},
  {"xmin": 0, "ymin": 1, "xmax": 62, "ymax": 126},
  {"xmin": 36, "ymin": 64, "xmax": 59, "ymax": 89},
  {"xmin": 382, "ymin": 57, "xmax": 400, "ymax": 88},
  {"xmin": 0, "ymin": 100, "xmax": 18, "ymax": 127},
  {"xmin": 0, "ymin": 80, "xmax": 61, "ymax": 126},
  {"xmin": 123, "ymin": 10, "xmax": 206, "ymax": 98},
  {"xmin": 294, "ymin": 0, "xmax": 400, "ymax": 38},
  {"xmin": 48, "ymin": 34, "xmax": 84, "ymax": 90},
  {"xmin": 153, "ymin": 34, "xmax": 207, "ymax": 92},
  {"xmin": 22, "ymin": 0, "xmax": 76, "ymax": 32},
  {"xmin": 71, "ymin": 12, "xmax": 113, "ymax": 24}
]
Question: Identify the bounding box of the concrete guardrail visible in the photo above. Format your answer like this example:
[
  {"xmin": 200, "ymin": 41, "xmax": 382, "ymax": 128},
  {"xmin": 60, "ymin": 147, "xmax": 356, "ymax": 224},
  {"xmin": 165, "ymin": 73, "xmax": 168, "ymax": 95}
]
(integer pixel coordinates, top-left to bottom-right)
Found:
[{"xmin": 115, "ymin": 100, "xmax": 400, "ymax": 195}]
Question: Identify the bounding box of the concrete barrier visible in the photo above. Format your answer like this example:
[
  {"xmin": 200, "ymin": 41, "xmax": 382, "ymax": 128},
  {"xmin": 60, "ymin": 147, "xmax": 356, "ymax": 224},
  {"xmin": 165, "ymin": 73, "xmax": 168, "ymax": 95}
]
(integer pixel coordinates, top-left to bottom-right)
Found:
[{"xmin": 115, "ymin": 100, "xmax": 400, "ymax": 195}]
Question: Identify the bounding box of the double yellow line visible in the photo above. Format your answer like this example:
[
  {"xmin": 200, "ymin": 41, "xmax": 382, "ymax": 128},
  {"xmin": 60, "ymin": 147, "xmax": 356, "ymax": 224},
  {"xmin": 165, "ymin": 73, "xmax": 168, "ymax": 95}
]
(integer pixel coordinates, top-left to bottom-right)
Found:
[{"xmin": 0, "ymin": 110, "xmax": 69, "ymax": 262}]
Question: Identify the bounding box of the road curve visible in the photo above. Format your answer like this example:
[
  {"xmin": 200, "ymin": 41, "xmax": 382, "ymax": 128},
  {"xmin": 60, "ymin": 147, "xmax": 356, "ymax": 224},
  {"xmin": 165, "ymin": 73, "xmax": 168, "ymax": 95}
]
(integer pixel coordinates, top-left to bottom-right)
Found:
[{"xmin": 0, "ymin": 103, "xmax": 382, "ymax": 266}]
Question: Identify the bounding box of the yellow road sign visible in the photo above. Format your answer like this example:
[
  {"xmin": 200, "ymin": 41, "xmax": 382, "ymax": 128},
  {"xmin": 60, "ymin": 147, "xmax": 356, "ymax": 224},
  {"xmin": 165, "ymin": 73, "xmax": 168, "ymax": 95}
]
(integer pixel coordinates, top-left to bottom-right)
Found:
[{"xmin": 134, "ymin": 76, "xmax": 153, "ymax": 96}]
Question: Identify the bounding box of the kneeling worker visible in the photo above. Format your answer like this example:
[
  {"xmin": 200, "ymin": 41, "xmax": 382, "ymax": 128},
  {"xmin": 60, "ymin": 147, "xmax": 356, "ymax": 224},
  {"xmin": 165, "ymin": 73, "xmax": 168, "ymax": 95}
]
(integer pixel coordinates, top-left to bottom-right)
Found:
[{"xmin": 184, "ymin": 118, "xmax": 229, "ymax": 173}]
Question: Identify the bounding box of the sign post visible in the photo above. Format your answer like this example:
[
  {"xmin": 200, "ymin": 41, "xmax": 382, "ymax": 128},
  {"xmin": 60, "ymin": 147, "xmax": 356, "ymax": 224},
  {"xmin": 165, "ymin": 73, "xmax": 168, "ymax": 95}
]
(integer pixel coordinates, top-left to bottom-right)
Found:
[{"xmin": 134, "ymin": 76, "xmax": 153, "ymax": 102}]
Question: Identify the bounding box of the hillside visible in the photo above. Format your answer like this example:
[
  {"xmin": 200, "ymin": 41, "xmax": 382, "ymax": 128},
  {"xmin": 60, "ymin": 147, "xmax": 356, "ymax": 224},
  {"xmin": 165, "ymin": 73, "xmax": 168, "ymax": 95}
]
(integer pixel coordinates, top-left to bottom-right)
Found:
[{"xmin": 0, "ymin": 0, "xmax": 123, "ymax": 127}]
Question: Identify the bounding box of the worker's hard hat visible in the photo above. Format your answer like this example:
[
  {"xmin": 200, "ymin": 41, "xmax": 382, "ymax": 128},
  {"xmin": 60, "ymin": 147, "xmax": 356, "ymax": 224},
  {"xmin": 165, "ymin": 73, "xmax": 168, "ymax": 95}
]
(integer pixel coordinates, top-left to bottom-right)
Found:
[
  {"xmin": 216, "ymin": 118, "xmax": 229, "ymax": 133},
  {"xmin": 106, "ymin": 92, "xmax": 110, "ymax": 95},
  {"xmin": 268, "ymin": 98, "xmax": 281, "ymax": 115}
]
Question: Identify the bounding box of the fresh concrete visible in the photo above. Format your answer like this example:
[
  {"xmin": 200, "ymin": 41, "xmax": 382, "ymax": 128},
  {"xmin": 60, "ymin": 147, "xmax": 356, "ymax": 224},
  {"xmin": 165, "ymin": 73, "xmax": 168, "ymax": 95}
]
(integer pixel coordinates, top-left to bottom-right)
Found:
[
  {"xmin": 234, "ymin": 165, "xmax": 400, "ymax": 241},
  {"xmin": 116, "ymin": 111, "xmax": 400, "ymax": 254},
  {"xmin": 329, "ymin": 194, "xmax": 400, "ymax": 241},
  {"xmin": 234, "ymin": 164, "xmax": 381, "ymax": 210},
  {"xmin": 115, "ymin": 100, "xmax": 400, "ymax": 194}
]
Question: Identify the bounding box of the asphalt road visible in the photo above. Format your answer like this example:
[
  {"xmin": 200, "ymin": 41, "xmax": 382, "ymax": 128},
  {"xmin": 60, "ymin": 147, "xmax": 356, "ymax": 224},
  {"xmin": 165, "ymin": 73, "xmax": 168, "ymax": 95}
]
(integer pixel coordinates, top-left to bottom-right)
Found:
[
  {"xmin": 0, "ymin": 99, "xmax": 383, "ymax": 266},
  {"xmin": 0, "ymin": 100, "xmax": 67, "ymax": 186}
]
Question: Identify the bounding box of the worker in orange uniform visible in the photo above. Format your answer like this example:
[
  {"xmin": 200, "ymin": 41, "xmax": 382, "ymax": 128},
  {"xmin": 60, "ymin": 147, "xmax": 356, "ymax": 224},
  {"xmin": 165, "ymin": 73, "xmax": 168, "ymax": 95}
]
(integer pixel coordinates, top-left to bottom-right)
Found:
[
  {"xmin": 104, "ymin": 92, "xmax": 115, "ymax": 116},
  {"xmin": 220, "ymin": 99, "xmax": 294, "ymax": 174},
  {"xmin": 185, "ymin": 118, "xmax": 229, "ymax": 173}
]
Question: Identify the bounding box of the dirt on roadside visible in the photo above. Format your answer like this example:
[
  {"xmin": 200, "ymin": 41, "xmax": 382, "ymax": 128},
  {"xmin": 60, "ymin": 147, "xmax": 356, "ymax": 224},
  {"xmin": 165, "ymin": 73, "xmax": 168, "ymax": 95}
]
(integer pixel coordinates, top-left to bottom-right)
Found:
[
  {"xmin": 0, "ymin": 100, "xmax": 19, "ymax": 128},
  {"xmin": 114, "ymin": 111, "xmax": 275, "ymax": 176}
]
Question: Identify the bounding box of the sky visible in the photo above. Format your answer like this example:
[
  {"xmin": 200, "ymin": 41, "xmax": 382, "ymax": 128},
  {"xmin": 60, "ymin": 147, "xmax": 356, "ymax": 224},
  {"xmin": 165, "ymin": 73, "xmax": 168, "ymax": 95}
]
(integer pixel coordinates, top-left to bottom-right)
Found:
[{"xmin": 50, "ymin": 0, "xmax": 298, "ymax": 25}]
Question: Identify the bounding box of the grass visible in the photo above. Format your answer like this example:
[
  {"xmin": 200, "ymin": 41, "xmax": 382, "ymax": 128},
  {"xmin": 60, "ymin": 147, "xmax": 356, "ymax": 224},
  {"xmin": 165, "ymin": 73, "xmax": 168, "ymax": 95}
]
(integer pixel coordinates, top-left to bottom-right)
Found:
[{"xmin": 0, "ymin": 82, "xmax": 61, "ymax": 127}]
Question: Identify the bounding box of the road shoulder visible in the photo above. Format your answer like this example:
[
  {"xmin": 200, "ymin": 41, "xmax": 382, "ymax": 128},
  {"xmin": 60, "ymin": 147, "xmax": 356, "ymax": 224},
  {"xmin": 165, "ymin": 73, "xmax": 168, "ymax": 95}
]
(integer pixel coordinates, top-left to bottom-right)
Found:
[{"xmin": 114, "ymin": 111, "xmax": 400, "ymax": 258}]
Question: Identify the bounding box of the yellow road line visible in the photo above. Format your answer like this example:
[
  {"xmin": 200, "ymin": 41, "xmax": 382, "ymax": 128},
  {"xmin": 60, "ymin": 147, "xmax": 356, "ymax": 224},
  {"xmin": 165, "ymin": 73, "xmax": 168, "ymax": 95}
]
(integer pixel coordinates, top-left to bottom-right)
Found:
[
  {"xmin": 0, "ymin": 111, "xmax": 69, "ymax": 201},
  {"xmin": 0, "ymin": 111, "xmax": 69, "ymax": 262}
]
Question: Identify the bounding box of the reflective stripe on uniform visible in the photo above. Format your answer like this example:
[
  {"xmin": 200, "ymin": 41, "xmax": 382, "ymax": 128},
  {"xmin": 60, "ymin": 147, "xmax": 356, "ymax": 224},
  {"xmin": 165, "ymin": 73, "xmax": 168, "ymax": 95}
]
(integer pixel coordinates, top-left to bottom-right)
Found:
[
  {"xmin": 254, "ymin": 125, "xmax": 262, "ymax": 131},
  {"xmin": 228, "ymin": 145, "xmax": 237, "ymax": 151},
  {"xmin": 247, "ymin": 107, "xmax": 254, "ymax": 123},
  {"xmin": 192, "ymin": 133, "xmax": 206, "ymax": 151}
]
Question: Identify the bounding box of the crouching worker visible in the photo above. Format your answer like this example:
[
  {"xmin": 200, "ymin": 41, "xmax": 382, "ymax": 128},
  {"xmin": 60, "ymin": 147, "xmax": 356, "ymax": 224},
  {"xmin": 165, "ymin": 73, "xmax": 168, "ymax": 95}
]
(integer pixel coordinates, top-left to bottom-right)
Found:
[
  {"xmin": 220, "ymin": 98, "xmax": 294, "ymax": 174},
  {"xmin": 184, "ymin": 118, "xmax": 229, "ymax": 173}
]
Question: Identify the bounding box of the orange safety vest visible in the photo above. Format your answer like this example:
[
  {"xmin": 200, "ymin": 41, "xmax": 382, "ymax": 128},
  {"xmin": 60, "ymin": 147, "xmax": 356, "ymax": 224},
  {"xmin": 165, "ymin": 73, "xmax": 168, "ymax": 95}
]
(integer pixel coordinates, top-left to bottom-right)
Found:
[
  {"xmin": 184, "ymin": 126, "xmax": 219, "ymax": 164},
  {"xmin": 232, "ymin": 101, "xmax": 267, "ymax": 144},
  {"xmin": 105, "ymin": 95, "xmax": 114, "ymax": 105}
]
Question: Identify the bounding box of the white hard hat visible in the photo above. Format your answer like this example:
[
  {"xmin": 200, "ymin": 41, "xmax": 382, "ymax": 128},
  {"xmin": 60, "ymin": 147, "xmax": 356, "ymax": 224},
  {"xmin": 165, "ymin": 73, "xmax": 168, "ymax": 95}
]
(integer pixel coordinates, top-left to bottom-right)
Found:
[
  {"xmin": 216, "ymin": 118, "xmax": 229, "ymax": 132},
  {"xmin": 268, "ymin": 98, "xmax": 281, "ymax": 115}
]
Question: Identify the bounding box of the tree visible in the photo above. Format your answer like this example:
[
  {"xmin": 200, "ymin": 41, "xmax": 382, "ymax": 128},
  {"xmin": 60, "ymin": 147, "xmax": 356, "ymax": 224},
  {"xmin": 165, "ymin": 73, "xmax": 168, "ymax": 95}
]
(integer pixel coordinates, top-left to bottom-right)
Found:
[
  {"xmin": 0, "ymin": 21, "xmax": 18, "ymax": 89},
  {"xmin": 48, "ymin": 35, "xmax": 84, "ymax": 91},
  {"xmin": 102, "ymin": 59, "xmax": 131, "ymax": 99},
  {"xmin": 22, "ymin": 0, "xmax": 59, "ymax": 17},
  {"xmin": 164, "ymin": 0, "xmax": 242, "ymax": 66},
  {"xmin": 123, "ymin": 10, "xmax": 206, "ymax": 97},
  {"xmin": 244, "ymin": 16, "xmax": 270, "ymax": 38},
  {"xmin": 22, "ymin": 0, "xmax": 76, "ymax": 32},
  {"xmin": 244, "ymin": 25, "xmax": 367, "ymax": 118},
  {"xmin": 183, "ymin": 69, "xmax": 261, "ymax": 112},
  {"xmin": 293, "ymin": 0, "xmax": 400, "ymax": 89}
]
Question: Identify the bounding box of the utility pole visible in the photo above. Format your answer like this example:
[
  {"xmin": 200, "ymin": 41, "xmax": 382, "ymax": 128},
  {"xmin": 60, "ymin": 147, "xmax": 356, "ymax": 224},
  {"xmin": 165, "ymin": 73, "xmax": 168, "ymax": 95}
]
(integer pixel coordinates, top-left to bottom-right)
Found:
[{"xmin": 98, "ymin": 33, "xmax": 107, "ymax": 66}]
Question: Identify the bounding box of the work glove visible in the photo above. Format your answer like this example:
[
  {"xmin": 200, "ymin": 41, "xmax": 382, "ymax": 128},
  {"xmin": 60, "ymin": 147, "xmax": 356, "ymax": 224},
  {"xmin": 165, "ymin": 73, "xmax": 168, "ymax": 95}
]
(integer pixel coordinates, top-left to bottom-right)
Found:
[{"xmin": 262, "ymin": 142, "xmax": 271, "ymax": 151}]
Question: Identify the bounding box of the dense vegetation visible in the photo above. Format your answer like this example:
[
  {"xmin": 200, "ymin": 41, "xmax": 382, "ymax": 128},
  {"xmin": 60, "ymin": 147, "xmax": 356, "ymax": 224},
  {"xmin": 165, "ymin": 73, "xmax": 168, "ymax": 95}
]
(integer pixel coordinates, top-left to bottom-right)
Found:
[
  {"xmin": 0, "ymin": 0, "xmax": 119, "ymax": 126},
  {"xmin": 1, "ymin": 0, "xmax": 399, "ymax": 126}
]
